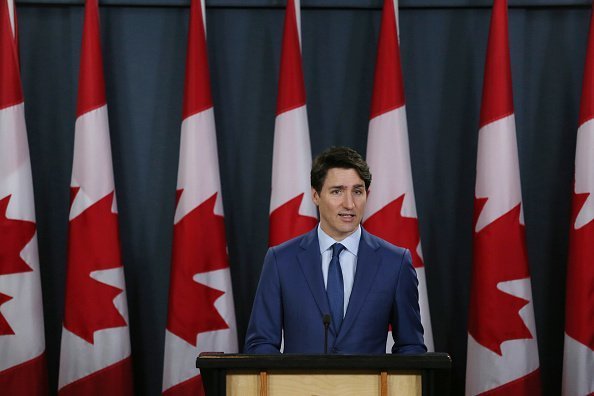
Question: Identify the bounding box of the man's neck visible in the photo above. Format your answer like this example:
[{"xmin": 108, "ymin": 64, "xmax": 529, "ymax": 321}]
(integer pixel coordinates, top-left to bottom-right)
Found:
[{"xmin": 318, "ymin": 224, "xmax": 360, "ymax": 242}]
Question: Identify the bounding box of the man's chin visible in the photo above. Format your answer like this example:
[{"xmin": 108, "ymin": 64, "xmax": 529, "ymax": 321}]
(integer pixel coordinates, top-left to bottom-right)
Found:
[
  {"xmin": 337, "ymin": 226, "xmax": 358, "ymax": 237},
  {"xmin": 338, "ymin": 218, "xmax": 360, "ymax": 229}
]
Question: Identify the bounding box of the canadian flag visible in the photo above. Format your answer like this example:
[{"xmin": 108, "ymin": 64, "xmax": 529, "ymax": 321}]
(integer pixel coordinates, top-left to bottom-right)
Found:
[
  {"xmin": 0, "ymin": 0, "xmax": 49, "ymax": 393},
  {"xmin": 58, "ymin": 0, "xmax": 133, "ymax": 394},
  {"xmin": 268, "ymin": 0, "xmax": 317, "ymax": 247},
  {"xmin": 562, "ymin": 4, "xmax": 594, "ymax": 395},
  {"xmin": 362, "ymin": 0, "xmax": 434, "ymax": 353},
  {"xmin": 162, "ymin": 0, "xmax": 238, "ymax": 394},
  {"xmin": 465, "ymin": 0, "xmax": 541, "ymax": 394}
]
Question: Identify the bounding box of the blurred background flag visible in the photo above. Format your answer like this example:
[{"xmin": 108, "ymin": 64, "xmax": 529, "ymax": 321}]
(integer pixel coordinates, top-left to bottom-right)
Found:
[
  {"xmin": 0, "ymin": 0, "xmax": 48, "ymax": 393},
  {"xmin": 363, "ymin": 0, "xmax": 434, "ymax": 353},
  {"xmin": 162, "ymin": 0, "xmax": 238, "ymax": 394},
  {"xmin": 268, "ymin": 0, "xmax": 317, "ymax": 248},
  {"xmin": 465, "ymin": 0, "xmax": 541, "ymax": 394},
  {"xmin": 58, "ymin": 0, "xmax": 133, "ymax": 394},
  {"xmin": 562, "ymin": 3, "xmax": 594, "ymax": 395}
]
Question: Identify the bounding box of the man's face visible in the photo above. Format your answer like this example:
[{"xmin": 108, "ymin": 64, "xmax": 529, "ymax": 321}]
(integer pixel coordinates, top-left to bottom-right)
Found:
[{"xmin": 312, "ymin": 167, "xmax": 367, "ymax": 241}]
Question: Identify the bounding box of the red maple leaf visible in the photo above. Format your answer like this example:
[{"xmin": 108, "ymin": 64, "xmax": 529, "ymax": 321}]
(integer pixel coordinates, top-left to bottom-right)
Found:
[
  {"xmin": 468, "ymin": 199, "xmax": 533, "ymax": 355},
  {"xmin": 565, "ymin": 192, "xmax": 594, "ymax": 351},
  {"xmin": 269, "ymin": 193, "xmax": 317, "ymax": 246},
  {"xmin": 0, "ymin": 195, "xmax": 35, "ymax": 335},
  {"xmin": 167, "ymin": 192, "xmax": 230, "ymax": 346},
  {"xmin": 0, "ymin": 195, "xmax": 35, "ymax": 274},
  {"xmin": 63, "ymin": 191, "xmax": 127, "ymax": 344},
  {"xmin": 363, "ymin": 194, "xmax": 423, "ymax": 268},
  {"xmin": 0, "ymin": 292, "xmax": 15, "ymax": 335}
]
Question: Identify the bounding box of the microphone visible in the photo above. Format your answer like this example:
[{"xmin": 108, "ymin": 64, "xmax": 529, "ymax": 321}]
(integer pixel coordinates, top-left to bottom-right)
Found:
[{"xmin": 323, "ymin": 314, "xmax": 331, "ymax": 354}]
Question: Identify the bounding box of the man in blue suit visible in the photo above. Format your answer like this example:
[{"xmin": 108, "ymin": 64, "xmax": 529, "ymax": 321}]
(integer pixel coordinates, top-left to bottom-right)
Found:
[{"xmin": 245, "ymin": 147, "xmax": 426, "ymax": 354}]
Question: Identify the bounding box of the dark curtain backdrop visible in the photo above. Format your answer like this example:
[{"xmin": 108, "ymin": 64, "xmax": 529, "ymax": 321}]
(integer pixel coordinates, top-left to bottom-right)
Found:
[{"xmin": 14, "ymin": 0, "xmax": 589, "ymax": 394}]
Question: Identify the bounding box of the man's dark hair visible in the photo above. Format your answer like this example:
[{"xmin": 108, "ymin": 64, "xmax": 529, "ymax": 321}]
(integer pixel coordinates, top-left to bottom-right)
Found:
[{"xmin": 311, "ymin": 146, "xmax": 372, "ymax": 193}]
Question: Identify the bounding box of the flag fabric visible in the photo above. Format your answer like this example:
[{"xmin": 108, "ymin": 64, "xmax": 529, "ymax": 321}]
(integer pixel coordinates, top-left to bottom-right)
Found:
[
  {"xmin": 268, "ymin": 0, "xmax": 317, "ymax": 247},
  {"xmin": 362, "ymin": 0, "xmax": 434, "ymax": 353},
  {"xmin": 58, "ymin": 0, "xmax": 133, "ymax": 394},
  {"xmin": 465, "ymin": 0, "xmax": 541, "ymax": 394},
  {"xmin": 162, "ymin": 0, "xmax": 238, "ymax": 395},
  {"xmin": 562, "ymin": 5, "xmax": 594, "ymax": 395},
  {"xmin": 0, "ymin": 0, "xmax": 49, "ymax": 393}
]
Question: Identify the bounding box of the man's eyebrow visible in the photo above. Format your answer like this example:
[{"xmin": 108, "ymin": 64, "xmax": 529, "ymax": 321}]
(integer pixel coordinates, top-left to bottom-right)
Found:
[{"xmin": 328, "ymin": 184, "xmax": 365, "ymax": 189}]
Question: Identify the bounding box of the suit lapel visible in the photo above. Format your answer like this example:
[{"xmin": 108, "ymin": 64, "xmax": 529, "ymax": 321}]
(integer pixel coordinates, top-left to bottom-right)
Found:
[
  {"xmin": 337, "ymin": 228, "xmax": 381, "ymax": 343},
  {"xmin": 296, "ymin": 229, "xmax": 334, "ymax": 334}
]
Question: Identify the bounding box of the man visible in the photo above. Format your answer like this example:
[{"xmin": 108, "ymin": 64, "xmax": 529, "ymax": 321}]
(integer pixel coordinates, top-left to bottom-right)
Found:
[{"xmin": 245, "ymin": 147, "xmax": 426, "ymax": 354}]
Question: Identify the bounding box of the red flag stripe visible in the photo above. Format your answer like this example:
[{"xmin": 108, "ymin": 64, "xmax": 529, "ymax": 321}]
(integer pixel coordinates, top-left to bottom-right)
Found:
[
  {"xmin": 76, "ymin": 0, "xmax": 106, "ymax": 117},
  {"xmin": 58, "ymin": 357, "xmax": 133, "ymax": 396},
  {"xmin": 478, "ymin": 0, "xmax": 513, "ymax": 128},
  {"xmin": 162, "ymin": 374, "xmax": 204, "ymax": 396},
  {"xmin": 478, "ymin": 369, "xmax": 541, "ymax": 396},
  {"xmin": 7, "ymin": 0, "xmax": 16, "ymax": 45},
  {"xmin": 182, "ymin": 0, "xmax": 213, "ymax": 119},
  {"xmin": 370, "ymin": 0, "xmax": 405, "ymax": 119},
  {"xmin": 580, "ymin": 6, "xmax": 594, "ymax": 126},
  {"xmin": 0, "ymin": 0, "xmax": 22, "ymax": 109},
  {"xmin": 276, "ymin": 0, "xmax": 306, "ymax": 115},
  {"xmin": 0, "ymin": 353, "xmax": 48, "ymax": 395}
]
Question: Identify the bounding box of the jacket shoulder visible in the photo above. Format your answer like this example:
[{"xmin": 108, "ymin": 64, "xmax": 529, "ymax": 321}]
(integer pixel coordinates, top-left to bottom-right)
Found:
[
  {"xmin": 364, "ymin": 230, "xmax": 410, "ymax": 258},
  {"xmin": 268, "ymin": 228, "xmax": 316, "ymax": 259}
]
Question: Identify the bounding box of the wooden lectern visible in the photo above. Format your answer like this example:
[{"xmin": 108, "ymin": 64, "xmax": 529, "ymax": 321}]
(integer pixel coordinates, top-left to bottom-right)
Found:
[{"xmin": 196, "ymin": 353, "xmax": 451, "ymax": 396}]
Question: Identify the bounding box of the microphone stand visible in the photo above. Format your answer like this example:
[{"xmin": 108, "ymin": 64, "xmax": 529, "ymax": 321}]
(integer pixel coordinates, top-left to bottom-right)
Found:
[{"xmin": 323, "ymin": 314, "xmax": 331, "ymax": 354}]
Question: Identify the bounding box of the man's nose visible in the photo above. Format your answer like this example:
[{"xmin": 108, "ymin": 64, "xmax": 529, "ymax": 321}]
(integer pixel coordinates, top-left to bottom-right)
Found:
[{"xmin": 342, "ymin": 193, "xmax": 355, "ymax": 209}]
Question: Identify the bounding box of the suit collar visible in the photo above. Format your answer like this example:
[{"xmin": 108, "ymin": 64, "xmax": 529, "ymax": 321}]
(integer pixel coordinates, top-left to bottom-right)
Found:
[
  {"xmin": 316, "ymin": 224, "xmax": 362, "ymax": 256},
  {"xmin": 359, "ymin": 226, "xmax": 380, "ymax": 250},
  {"xmin": 297, "ymin": 228, "xmax": 334, "ymax": 334}
]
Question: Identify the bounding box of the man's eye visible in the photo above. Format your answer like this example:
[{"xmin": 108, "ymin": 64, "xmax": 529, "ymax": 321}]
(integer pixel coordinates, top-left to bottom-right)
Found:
[
  {"xmin": 354, "ymin": 190, "xmax": 363, "ymax": 195},
  {"xmin": 330, "ymin": 190, "xmax": 340, "ymax": 195}
]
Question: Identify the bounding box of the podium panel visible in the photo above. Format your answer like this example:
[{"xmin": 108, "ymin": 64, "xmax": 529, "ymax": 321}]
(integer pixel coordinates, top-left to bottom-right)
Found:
[
  {"xmin": 225, "ymin": 370, "xmax": 422, "ymax": 396},
  {"xmin": 226, "ymin": 371, "xmax": 259, "ymax": 395},
  {"xmin": 197, "ymin": 353, "xmax": 450, "ymax": 396},
  {"xmin": 388, "ymin": 372, "xmax": 422, "ymax": 395}
]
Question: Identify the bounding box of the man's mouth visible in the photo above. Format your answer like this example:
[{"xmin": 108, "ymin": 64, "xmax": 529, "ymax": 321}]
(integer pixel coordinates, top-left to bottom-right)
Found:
[{"xmin": 339, "ymin": 213, "xmax": 356, "ymax": 220}]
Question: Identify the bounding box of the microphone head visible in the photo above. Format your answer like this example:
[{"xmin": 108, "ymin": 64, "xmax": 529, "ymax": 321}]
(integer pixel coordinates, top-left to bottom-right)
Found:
[{"xmin": 323, "ymin": 314, "xmax": 331, "ymax": 326}]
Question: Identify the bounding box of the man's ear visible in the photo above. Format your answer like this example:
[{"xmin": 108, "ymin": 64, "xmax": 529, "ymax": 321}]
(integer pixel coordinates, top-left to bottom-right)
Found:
[{"xmin": 311, "ymin": 187, "xmax": 320, "ymax": 206}]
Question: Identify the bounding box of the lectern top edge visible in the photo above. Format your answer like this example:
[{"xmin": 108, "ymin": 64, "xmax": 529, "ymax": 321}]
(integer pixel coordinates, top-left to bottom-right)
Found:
[{"xmin": 196, "ymin": 352, "xmax": 451, "ymax": 370}]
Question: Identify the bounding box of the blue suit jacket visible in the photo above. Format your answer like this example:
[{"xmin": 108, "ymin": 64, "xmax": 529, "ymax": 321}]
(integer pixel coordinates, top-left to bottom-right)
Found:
[{"xmin": 244, "ymin": 227, "xmax": 426, "ymax": 354}]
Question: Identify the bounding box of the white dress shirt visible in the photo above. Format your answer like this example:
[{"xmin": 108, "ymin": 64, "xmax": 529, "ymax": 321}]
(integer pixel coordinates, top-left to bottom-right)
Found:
[{"xmin": 318, "ymin": 224, "xmax": 361, "ymax": 317}]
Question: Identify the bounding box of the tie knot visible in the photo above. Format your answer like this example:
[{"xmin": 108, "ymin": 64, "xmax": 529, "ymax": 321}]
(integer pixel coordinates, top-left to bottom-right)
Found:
[{"xmin": 332, "ymin": 243, "xmax": 346, "ymax": 258}]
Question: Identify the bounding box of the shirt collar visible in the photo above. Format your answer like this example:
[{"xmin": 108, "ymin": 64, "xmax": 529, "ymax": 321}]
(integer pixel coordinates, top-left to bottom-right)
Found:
[{"xmin": 317, "ymin": 224, "xmax": 361, "ymax": 256}]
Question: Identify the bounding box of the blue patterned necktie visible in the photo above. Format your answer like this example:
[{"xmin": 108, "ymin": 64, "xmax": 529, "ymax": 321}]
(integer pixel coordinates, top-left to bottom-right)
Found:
[{"xmin": 327, "ymin": 243, "xmax": 346, "ymax": 332}]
